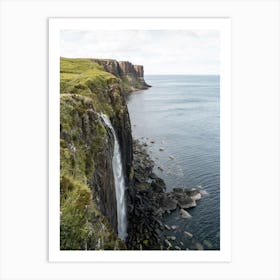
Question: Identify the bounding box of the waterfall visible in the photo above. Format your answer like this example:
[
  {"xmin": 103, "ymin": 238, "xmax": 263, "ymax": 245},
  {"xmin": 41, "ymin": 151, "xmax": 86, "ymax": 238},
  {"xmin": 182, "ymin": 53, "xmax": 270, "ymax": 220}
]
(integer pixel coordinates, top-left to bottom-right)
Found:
[{"xmin": 100, "ymin": 113, "xmax": 127, "ymax": 240}]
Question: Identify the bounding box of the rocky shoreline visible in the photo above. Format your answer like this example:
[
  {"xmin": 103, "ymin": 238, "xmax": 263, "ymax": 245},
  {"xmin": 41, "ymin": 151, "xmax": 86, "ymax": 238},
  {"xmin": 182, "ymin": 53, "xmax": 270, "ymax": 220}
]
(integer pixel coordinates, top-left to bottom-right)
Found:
[{"xmin": 126, "ymin": 139, "xmax": 207, "ymax": 250}]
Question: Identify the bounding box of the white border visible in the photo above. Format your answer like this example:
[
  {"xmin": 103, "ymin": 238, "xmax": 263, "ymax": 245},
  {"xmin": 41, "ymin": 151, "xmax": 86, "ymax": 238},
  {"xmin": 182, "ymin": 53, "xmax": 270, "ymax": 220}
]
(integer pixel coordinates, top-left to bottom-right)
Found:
[{"xmin": 49, "ymin": 18, "xmax": 231, "ymax": 262}]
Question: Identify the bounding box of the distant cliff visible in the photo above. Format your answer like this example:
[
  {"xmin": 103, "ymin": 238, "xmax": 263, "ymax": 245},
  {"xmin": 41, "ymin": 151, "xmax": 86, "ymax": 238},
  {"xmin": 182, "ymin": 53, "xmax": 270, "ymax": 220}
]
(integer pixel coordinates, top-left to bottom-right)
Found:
[{"xmin": 91, "ymin": 59, "xmax": 151, "ymax": 93}]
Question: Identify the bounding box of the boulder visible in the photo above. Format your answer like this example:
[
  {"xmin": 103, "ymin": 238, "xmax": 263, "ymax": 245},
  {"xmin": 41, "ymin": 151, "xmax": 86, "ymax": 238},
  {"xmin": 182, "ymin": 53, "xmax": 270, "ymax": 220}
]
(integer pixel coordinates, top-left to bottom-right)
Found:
[
  {"xmin": 184, "ymin": 231, "xmax": 193, "ymax": 238},
  {"xmin": 158, "ymin": 166, "xmax": 164, "ymax": 171},
  {"xmin": 167, "ymin": 235, "xmax": 176, "ymax": 241},
  {"xmin": 149, "ymin": 173, "xmax": 159, "ymax": 180},
  {"xmin": 151, "ymin": 177, "xmax": 166, "ymax": 193},
  {"xmin": 180, "ymin": 209, "xmax": 192, "ymax": 219},
  {"xmin": 200, "ymin": 189, "xmax": 209, "ymax": 196},
  {"xmin": 173, "ymin": 187, "xmax": 184, "ymax": 193},
  {"xmin": 164, "ymin": 224, "xmax": 171, "ymax": 230},
  {"xmin": 185, "ymin": 188, "xmax": 202, "ymax": 201},
  {"xmin": 177, "ymin": 197, "xmax": 196, "ymax": 209},
  {"xmin": 159, "ymin": 194, "xmax": 177, "ymax": 212},
  {"xmin": 164, "ymin": 239, "xmax": 172, "ymax": 248}
]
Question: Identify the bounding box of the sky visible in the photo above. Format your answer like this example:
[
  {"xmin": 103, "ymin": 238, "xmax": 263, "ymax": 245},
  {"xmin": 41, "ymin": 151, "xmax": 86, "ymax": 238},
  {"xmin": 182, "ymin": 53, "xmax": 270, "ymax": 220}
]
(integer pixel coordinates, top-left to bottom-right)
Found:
[{"xmin": 60, "ymin": 30, "xmax": 220, "ymax": 75}]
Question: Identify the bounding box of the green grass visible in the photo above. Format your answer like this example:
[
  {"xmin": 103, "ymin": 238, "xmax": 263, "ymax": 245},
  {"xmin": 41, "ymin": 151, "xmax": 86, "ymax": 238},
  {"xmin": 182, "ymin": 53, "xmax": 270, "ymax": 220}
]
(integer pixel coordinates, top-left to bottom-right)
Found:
[
  {"xmin": 60, "ymin": 57, "xmax": 124, "ymax": 117},
  {"xmin": 60, "ymin": 174, "xmax": 125, "ymax": 250},
  {"xmin": 60, "ymin": 57, "xmax": 119, "ymax": 96}
]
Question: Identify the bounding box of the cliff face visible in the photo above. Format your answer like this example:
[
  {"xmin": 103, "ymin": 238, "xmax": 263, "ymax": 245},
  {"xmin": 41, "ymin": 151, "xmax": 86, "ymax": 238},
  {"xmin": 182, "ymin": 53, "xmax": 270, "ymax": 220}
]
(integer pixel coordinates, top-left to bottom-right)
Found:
[
  {"xmin": 60, "ymin": 57, "xmax": 133, "ymax": 249},
  {"xmin": 91, "ymin": 59, "xmax": 151, "ymax": 92}
]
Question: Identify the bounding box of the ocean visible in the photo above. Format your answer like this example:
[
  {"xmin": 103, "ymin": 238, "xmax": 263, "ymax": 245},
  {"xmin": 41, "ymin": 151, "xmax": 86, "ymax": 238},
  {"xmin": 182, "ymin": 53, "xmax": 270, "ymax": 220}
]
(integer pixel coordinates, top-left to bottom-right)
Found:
[{"xmin": 127, "ymin": 75, "xmax": 220, "ymax": 250}]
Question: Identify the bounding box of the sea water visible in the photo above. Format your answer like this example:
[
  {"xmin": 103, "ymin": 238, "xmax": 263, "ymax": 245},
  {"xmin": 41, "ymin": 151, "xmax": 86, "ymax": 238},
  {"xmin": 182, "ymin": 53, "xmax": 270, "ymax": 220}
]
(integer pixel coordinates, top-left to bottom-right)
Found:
[{"xmin": 127, "ymin": 75, "xmax": 220, "ymax": 249}]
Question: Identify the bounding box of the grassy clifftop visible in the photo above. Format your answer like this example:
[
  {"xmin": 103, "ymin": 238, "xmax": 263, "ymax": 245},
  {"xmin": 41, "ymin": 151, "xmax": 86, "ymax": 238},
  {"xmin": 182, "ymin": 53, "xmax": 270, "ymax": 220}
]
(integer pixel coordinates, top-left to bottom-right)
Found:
[
  {"xmin": 60, "ymin": 58, "xmax": 116, "ymax": 93},
  {"xmin": 60, "ymin": 57, "xmax": 124, "ymax": 116}
]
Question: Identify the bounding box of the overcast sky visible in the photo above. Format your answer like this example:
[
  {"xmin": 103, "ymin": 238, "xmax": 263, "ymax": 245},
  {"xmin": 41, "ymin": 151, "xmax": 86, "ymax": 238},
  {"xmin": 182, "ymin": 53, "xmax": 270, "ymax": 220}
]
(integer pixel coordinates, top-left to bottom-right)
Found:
[{"xmin": 60, "ymin": 30, "xmax": 220, "ymax": 75}]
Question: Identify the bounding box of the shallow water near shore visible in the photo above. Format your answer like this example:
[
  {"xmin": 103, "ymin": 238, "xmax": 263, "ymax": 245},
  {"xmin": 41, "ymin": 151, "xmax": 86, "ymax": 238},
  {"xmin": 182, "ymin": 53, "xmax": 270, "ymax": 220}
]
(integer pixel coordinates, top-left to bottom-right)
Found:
[{"xmin": 127, "ymin": 75, "xmax": 220, "ymax": 250}]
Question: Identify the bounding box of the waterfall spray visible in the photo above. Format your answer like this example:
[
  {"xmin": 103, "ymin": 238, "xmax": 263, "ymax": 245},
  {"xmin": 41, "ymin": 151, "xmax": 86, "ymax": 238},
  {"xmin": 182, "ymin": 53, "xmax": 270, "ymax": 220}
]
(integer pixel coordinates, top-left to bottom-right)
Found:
[{"xmin": 100, "ymin": 113, "xmax": 127, "ymax": 240}]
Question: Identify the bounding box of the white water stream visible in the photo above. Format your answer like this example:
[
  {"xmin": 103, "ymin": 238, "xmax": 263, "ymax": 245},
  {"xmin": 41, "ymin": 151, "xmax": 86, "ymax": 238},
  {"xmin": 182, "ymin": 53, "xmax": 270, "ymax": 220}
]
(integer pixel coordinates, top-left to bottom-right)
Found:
[{"xmin": 100, "ymin": 114, "xmax": 127, "ymax": 240}]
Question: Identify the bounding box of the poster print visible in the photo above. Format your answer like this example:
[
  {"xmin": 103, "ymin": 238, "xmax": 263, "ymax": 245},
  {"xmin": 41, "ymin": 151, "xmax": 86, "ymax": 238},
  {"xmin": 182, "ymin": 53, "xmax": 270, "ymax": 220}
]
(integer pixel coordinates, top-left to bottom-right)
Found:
[{"xmin": 49, "ymin": 18, "xmax": 231, "ymax": 262}]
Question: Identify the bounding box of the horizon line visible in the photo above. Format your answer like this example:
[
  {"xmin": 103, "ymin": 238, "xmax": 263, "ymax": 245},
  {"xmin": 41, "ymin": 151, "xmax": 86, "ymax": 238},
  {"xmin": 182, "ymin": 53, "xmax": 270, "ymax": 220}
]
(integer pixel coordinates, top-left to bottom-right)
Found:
[{"xmin": 145, "ymin": 73, "xmax": 220, "ymax": 76}]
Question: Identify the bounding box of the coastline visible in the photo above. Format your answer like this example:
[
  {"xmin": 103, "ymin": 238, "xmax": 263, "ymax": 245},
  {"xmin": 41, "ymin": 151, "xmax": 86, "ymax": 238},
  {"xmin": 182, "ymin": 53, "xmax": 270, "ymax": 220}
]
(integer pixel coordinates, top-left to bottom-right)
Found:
[
  {"xmin": 127, "ymin": 139, "xmax": 206, "ymax": 250},
  {"xmin": 59, "ymin": 57, "xmax": 212, "ymax": 250}
]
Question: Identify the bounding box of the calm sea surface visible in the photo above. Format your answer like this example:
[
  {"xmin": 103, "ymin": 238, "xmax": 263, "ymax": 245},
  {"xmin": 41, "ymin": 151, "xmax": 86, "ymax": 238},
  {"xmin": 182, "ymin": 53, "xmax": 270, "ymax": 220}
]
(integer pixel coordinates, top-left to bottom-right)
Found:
[{"xmin": 127, "ymin": 75, "xmax": 220, "ymax": 250}]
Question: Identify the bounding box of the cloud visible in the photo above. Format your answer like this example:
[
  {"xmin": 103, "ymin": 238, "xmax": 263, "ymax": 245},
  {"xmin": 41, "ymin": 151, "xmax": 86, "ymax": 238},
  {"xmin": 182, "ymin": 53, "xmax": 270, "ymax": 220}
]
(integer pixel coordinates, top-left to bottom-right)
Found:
[{"xmin": 60, "ymin": 30, "xmax": 220, "ymax": 75}]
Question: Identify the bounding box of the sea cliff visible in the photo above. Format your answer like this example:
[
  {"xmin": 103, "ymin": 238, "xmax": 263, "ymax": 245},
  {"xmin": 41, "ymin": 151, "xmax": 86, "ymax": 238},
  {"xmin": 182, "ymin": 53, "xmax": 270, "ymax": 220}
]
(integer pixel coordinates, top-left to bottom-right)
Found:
[
  {"xmin": 60, "ymin": 57, "xmax": 150, "ymax": 250},
  {"xmin": 91, "ymin": 59, "xmax": 151, "ymax": 92},
  {"xmin": 59, "ymin": 57, "xmax": 203, "ymax": 250}
]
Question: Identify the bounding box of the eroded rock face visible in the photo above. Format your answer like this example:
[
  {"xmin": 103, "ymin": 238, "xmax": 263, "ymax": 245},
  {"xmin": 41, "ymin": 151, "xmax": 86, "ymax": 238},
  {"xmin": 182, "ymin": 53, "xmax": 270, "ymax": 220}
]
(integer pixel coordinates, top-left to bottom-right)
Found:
[
  {"xmin": 90, "ymin": 59, "xmax": 122, "ymax": 77},
  {"xmin": 89, "ymin": 84, "xmax": 133, "ymax": 233},
  {"xmin": 119, "ymin": 61, "xmax": 136, "ymax": 75},
  {"xmin": 108, "ymin": 83, "xmax": 133, "ymax": 185},
  {"xmin": 60, "ymin": 81, "xmax": 133, "ymax": 236},
  {"xmin": 133, "ymin": 65, "xmax": 144, "ymax": 78},
  {"xmin": 90, "ymin": 113, "xmax": 118, "ymax": 231},
  {"xmin": 92, "ymin": 59, "xmax": 151, "ymax": 92}
]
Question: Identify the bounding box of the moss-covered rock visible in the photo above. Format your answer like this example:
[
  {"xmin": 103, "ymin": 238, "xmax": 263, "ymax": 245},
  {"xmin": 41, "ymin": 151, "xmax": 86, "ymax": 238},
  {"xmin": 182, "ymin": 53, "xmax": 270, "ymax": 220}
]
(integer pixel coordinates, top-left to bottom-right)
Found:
[{"xmin": 60, "ymin": 174, "xmax": 125, "ymax": 250}]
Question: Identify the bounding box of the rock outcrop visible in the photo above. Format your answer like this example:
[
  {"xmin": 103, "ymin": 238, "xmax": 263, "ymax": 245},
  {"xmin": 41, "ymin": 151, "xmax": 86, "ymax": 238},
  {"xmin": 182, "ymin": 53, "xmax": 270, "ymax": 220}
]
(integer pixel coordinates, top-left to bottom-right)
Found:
[
  {"xmin": 126, "ymin": 139, "xmax": 204, "ymax": 250},
  {"xmin": 91, "ymin": 59, "xmax": 151, "ymax": 92}
]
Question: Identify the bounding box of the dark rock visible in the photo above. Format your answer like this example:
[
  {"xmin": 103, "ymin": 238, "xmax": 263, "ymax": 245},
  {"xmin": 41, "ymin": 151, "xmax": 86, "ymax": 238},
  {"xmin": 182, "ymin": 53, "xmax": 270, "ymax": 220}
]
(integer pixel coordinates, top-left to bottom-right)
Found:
[
  {"xmin": 173, "ymin": 187, "xmax": 184, "ymax": 193},
  {"xmin": 127, "ymin": 140, "xmax": 205, "ymax": 249},
  {"xmin": 151, "ymin": 177, "xmax": 166, "ymax": 193},
  {"xmin": 149, "ymin": 172, "xmax": 158, "ymax": 179},
  {"xmin": 158, "ymin": 193, "xmax": 177, "ymax": 212},
  {"xmin": 91, "ymin": 59, "xmax": 151, "ymax": 91},
  {"xmin": 177, "ymin": 197, "xmax": 196, "ymax": 209}
]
